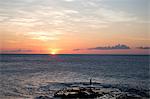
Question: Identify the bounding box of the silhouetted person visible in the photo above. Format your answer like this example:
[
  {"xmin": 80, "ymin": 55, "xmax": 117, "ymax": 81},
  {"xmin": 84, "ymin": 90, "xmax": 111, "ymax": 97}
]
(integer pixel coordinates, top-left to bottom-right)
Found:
[{"xmin": 90, "ymin": 78, "xmax": 92, "ymax": 85}]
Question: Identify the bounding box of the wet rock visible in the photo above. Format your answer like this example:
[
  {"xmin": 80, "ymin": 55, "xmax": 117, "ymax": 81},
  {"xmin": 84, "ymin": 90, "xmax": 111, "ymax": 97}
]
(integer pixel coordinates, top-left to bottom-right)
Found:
[
  {"xmin": 116, "ymin": 93, "xmax": 142, "ymax": 99},
  {"xmin": 35, "ymin": 96, "xmax": 51, "ymax": 99},
  {"xmin": 35, "ymin": 82, "xmax": 149, "ymax": 99},
  {"xmin": 54, "ymin": 87, "xmax": 102, "ymax": 98},
  {"xmin": 54, "ymin": 86, "xmax": 146, "ymax": 99}
]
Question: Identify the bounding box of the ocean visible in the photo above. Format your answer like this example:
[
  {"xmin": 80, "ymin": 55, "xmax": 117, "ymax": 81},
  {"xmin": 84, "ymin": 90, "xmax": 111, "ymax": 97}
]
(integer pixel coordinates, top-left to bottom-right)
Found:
[{"xmin": 0, "ymin": 54, "xmax": 149, "ymax": 98}]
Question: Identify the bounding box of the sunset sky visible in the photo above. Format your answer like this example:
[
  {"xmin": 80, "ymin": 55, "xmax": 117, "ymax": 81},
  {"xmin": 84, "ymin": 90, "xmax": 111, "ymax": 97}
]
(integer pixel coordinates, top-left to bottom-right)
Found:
[{"xmin": 0, "ymin": 0, "xmax": 149, "ymax": 54}]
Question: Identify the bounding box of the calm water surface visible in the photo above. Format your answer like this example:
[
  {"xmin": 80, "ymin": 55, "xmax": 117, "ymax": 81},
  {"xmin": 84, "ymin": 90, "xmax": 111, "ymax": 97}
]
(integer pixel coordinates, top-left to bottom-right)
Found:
[{"xmin": 0, "ymin": 54, "xmax": 149, "ymax": 98}]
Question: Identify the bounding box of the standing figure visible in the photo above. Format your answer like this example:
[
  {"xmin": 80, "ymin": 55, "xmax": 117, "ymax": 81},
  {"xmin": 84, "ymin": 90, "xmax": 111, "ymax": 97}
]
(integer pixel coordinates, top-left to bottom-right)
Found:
[{"xmin": 90, "ymin": 78, "xmax": 92, "ymax": 85}]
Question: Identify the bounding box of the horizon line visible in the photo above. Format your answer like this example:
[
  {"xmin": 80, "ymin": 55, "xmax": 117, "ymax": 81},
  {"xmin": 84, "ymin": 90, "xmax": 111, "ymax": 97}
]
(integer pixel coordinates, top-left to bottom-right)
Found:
[{"xmin": 0, "ymin": 53, "xmax": 149, "ymax": 55}]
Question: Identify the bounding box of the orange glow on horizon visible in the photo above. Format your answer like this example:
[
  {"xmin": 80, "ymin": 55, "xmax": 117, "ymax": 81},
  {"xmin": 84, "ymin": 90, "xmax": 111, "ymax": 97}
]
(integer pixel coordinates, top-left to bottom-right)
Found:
[
  {"xmin": 51, "ymin": 51, "xmax": 56, "ymax": 55},
  {"xmin": 48, "ymin": 48, "xmax": 61, "ymax": 55}
]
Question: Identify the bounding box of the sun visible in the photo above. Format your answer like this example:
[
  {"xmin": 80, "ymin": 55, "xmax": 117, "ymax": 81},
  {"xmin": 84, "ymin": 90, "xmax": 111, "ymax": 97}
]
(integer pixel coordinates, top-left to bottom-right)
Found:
[
  {"xmin": 51, "ymin": 51, "xmax": 56, "ymax": 55},
  {"xmin": 49, "ymin": 48, "xmax": 60, "ymax": 55}
]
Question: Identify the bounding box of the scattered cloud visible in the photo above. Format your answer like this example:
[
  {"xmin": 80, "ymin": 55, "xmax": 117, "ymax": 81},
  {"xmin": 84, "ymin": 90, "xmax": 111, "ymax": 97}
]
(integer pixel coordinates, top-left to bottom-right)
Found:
[
  {"xmin": 88, "ymin": 44, "xmax": 130, "ymax": 50},
  {"xmin": 0, "ymin": 0, "xmax": 146, "ymax": 32},
  {"xmin": 136, "ymin": 47, "xmax": 150, "ymax": 49},
  {"xmin": 73, "ymin": 49, "xmax": 83, "ymax": 51},
  {"xmin": 96, "ymin": 8, "xmax": 137, "ymax": 22},
  {"xmin": 73, "ymin": 44, "xmax": 130, "ymax": 51},
  {"xmin": 25, "ymin": 31, "xmax": 63, "ymax": 41},
  {"xmin": 63, "ymin": 0, "xmax": 75, "ymax": 2},
  {"xmin": 1, "ymin": 49, "xmax": 32, "ymax": 53}
]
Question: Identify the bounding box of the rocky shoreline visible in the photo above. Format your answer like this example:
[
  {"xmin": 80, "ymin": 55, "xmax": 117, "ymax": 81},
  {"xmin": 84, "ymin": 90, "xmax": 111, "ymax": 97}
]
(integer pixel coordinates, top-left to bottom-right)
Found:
[{"xmin": 35, "ymin": 82, "xmax": 149, "ymax": 99}]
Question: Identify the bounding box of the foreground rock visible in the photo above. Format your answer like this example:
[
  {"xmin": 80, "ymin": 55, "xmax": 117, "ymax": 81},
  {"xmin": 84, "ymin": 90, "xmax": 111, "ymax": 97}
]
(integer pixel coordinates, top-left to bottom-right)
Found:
[
  {"xmin": 54, "ymin": 87, "xmax": 101, "ymax": 98},
  {"xmin": 36, "ymin": 96, "xmax": 52, "ymax": 99},
  {"xmin": 35, "ymin": 82, "xmax": 149, "ymax": 99},
  {"xmin": 53, "ymin": 86, "xmax": 143, "ymax": 99}
]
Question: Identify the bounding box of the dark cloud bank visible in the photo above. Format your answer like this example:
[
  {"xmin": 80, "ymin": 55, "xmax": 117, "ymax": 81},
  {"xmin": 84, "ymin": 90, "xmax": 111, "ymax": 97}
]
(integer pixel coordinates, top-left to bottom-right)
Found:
[
  {"xmin": 1, "ymin": 49, "xmax": 32, "ymax": 53},
  {"xmin": 136, "ymin": 47, "xmax": 150, "ymax": 49},
  {"xmin": 73, "ymin": 44, "xmax": 130, "ymax": 51},
  {"xmin": 73, "ymin": 49, "xmax": 83, "ymax": 51},
  {"xmin": 88, "ymin": 44, "xmax": 130, "ymax": 50}
]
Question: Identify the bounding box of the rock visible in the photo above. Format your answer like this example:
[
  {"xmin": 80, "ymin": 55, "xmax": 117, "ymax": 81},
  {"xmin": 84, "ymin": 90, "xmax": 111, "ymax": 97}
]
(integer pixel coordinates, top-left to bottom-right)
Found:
[
  {"xmin": 35, "ymin": 96, "xmax": 51, "ymax": 99},
  {"xmin": 54, "ymin": 86, "xmax": 146, "ymax": 99},
  {"xmin": 54, "ymin": 87, "xmax": 102, "ymax": 98},
  {"xmin": 116, "ymin": 93, "xmax": 142, "ymax": 99}
]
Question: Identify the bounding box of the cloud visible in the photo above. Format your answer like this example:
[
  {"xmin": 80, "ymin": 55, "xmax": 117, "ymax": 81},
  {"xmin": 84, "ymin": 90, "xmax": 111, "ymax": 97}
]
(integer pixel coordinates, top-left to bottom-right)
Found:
[
  {"xmin": 73, "ymin": 49, "xmax": 83, "ymax": 51},
  {"xmin": 0, "ymin": 0, "xmax": 144, "ymax": 33},
  {"xmin": 136, "ymin": 47, "xmax": 150, "ymax": 49},
  {"xmin": 88, "ymin": 44, "xmax": 130, "ymax": 50},
  {"xmin": 96, "ymin": 8, "xmax": 137, "ymax": 22},
  {"xmin": 25, "ymin": 31, "xmax": 63, "ymax": 41},
  {"xmin": 63, "ymin": 0, "xmax": 75, "ymax": 2},
  {"xmin": 73, "ymin": 44, "xmax": 130, "ymax": 51},
  {"xmin": 1, "ymin": 49, "xmax": 32, "ymax": 53}
]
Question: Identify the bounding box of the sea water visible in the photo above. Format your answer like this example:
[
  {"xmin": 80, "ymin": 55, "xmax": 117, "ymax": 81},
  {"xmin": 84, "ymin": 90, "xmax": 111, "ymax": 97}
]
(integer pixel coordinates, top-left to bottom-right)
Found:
[{"xmin": 0, "ymin": 54, "xmax": 149, "ymax": 98}]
